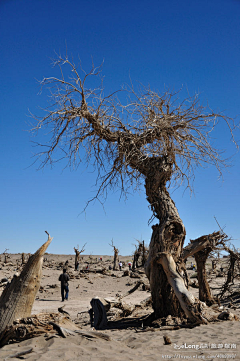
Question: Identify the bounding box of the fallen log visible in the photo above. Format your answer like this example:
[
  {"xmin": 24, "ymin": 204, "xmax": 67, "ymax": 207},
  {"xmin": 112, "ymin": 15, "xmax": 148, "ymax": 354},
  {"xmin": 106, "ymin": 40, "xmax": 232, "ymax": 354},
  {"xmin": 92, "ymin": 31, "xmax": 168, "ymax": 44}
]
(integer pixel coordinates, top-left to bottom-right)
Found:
[{"xmin": 121, "ymin": 281, "xmax": 143, "ymax": 298}]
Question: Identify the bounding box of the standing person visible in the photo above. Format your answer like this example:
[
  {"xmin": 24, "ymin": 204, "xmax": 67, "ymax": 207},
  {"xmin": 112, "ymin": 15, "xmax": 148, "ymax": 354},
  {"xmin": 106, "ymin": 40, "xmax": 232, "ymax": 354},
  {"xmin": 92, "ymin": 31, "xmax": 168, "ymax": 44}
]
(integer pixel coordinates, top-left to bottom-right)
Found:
[
  {"xmin": 59, "ymin": 268, "xmax": 70, "ymax": 302},
  {"xmin": 119, "ymin": 261, "xmax": 122, "ymax": 271}
]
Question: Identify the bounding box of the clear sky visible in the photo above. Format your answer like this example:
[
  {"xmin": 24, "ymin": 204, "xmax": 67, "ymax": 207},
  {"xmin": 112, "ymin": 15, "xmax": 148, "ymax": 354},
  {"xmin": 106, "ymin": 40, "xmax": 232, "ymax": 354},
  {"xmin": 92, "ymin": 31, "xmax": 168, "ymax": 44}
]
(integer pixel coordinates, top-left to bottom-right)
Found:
[{"xmin": 0, "ymin": 0, "xmax": 239, "ymax": 256}]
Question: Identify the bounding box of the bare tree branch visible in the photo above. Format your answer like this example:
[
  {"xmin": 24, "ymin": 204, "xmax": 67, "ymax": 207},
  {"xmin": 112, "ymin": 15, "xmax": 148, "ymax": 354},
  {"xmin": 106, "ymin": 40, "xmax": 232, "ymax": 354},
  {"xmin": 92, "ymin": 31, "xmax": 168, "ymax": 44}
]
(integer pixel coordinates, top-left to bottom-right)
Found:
[{"xmin": 31, "ymin": 54, "xmax": 238, "ymax": 207}]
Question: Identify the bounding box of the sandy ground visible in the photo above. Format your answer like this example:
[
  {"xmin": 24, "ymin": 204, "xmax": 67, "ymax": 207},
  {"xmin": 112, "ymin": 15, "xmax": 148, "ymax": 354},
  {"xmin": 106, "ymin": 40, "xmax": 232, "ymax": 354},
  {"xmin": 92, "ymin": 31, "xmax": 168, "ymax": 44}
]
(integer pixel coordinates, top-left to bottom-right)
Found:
[{"xmin": 0, "ymin": 253, "xmax": 240, "ymax": 361}]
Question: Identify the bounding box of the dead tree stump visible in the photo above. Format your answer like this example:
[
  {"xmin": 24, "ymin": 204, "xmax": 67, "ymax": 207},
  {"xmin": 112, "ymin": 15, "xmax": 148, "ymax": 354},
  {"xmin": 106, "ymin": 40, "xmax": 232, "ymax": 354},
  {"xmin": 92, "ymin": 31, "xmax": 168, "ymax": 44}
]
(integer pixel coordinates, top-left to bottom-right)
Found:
[
  {"xmin": 90, "ymin": 298, "xmax": 108, "ymax": 330},
  {"xmin": 109, "ymin": 240, "xmax": 119, "ymax": 271}
]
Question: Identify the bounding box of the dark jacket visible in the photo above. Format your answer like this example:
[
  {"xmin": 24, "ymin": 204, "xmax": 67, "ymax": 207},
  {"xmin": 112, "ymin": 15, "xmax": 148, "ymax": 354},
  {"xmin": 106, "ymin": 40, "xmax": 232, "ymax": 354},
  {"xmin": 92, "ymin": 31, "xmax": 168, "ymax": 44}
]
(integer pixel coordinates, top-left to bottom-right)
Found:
[{"xmin": 59, "ymin": 272, "xmax": 70, "ymax": 287}]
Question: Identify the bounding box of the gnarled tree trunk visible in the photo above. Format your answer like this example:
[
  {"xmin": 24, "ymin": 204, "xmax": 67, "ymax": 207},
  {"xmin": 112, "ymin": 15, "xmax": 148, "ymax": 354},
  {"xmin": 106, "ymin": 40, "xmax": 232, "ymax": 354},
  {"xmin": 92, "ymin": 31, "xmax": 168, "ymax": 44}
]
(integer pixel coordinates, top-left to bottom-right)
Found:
[{"xmin": 144, "ymin": 158, "xmax": 186, "ymax": 319}]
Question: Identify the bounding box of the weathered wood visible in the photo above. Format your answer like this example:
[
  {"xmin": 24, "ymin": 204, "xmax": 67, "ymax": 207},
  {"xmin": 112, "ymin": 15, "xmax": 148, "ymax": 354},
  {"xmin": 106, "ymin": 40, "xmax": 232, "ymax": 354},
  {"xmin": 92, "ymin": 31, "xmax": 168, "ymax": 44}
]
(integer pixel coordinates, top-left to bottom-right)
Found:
[
  {"xmin": 155, "ymin": 252, "xmax": 206, "ymax": 323},
  {"xmin": 90, "ymin": 298, "xmax": 108, "ymax": 330},
  {"xmin": 0, "ymin": 232, "xmax": 53, "ymax": 336},
  {"xmin": 121, "ymin": 281, "xmax": 143, "ymax": 298},
  {"xmin": 219, "ymin": 251, "xmax": 239, "ymax": 298},
  {"xmin": 49, "ymin": 322, "xmax": 76, "ymax": 338},
  {"xmin": 155, "ymin": 252, "xmax": 226, "ymax": 324},
  {"xmin": 0, "ymin": 312, "xmax": 78, "ymax": 347},
  {"xmin": 182, "ymin": 231, "xmax": 222, "ymax": 260},
  {"xmin": 195, "ymin": 248, "xmax": 215, "ymax": 305}
]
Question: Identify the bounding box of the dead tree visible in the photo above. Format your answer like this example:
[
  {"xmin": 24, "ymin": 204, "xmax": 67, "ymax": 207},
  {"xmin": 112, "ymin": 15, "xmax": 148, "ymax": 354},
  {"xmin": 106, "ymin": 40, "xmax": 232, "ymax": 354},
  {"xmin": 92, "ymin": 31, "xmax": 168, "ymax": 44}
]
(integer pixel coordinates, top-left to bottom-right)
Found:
[
  {"xmin": 219, "ymin": 248, "xmax": 240, "ymax": 298},
  {"xmin": 183, "ymin": 230, "xmax": 237, "ymax": 303},
  {"xmin": 132, "ymin": 245, "xmax": 140, "ymax": 270},
  {"xmin": 109, "ymin": 239, "xmax": 119, "ymax": 270},
  {"xmin": 32, "ymin": 54, "xmax": 237, "ymax": 322},
  {"xmin": 182, "ymin": 231, "xmax": 227, "ymax": 305},
  {"xmin": 132, "ymin": 240, "xmax": 148, "ymax": 269},
  {"xmin": 3, "ymin": 249, "xmax": 9, "ymax": 264},
  {"xmin": 74, "ymin": 243, "xmax": 86, "ymax": 270},
  {"xmin": 195, "ymin": 248, "xmax": 214, "ymax": 305},
  {"xmin": 190, "ymin": 232, "xmax": 224, "ymax": 305},
  {"xmin": 142, "ymin": 240, "xmax": 147, "ymax": 266},
  {"xmin": 0, "ymin": 232, "xmax": 53, "ymax": 336}
]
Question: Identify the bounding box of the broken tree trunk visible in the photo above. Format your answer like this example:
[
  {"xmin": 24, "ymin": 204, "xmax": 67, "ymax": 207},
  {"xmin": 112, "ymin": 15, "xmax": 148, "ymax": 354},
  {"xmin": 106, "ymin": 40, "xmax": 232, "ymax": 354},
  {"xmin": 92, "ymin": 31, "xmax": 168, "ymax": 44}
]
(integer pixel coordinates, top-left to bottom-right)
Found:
[
  {"xmin": 133, "ymin": 245, "xmax": 141, "ymax": 269},
  {"xmin": 194, "ymin": 247, "xmax": 215, "ymax": 305},
  {"xmin": 0, "ymin": 232, "xmax": 53, "ymax": 336},
  {"xmin": 219, "ymin": 250, "xmax": 238, "ymax": 298},
  {"xmin": 109, "ymin": 240, "xmax": 119, "ymax": 271},
  {"xmin": 90, "ymin": 298, "xmax": 108, "ymax": 329},
  {"xmin": 4, "ymin": 254, "xmax": 9, "ymax": 264},
  {"xmin": 182, "ymin": 232, "xmax": 222, "ymax": 261},
  {"xmin": 113, "ymin": 249, "xmax": 118, "ymax": 270},
  {"xmin": 74, "ymin": 248, "xmax": 80, "ymax": 271},
  {"xmin": 182, "ymin": 232, "xmax": 224, "ymax": 305}
]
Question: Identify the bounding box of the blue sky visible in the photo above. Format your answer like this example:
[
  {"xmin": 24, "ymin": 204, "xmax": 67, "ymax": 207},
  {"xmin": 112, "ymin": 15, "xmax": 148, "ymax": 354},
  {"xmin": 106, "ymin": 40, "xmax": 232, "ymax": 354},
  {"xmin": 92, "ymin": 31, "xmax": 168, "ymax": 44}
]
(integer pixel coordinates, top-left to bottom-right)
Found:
[{"xmin": 0, "ymin": 0, "xmax": 239, "ymax": 255}]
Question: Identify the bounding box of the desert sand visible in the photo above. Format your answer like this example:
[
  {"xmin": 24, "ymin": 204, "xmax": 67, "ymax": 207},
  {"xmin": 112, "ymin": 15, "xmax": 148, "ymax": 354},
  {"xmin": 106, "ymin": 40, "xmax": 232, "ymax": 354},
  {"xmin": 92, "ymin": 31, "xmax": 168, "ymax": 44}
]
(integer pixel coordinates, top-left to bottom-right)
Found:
[{"xmin": 0, "ymin": 253, "xmax": 240, "ymax": 361}]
